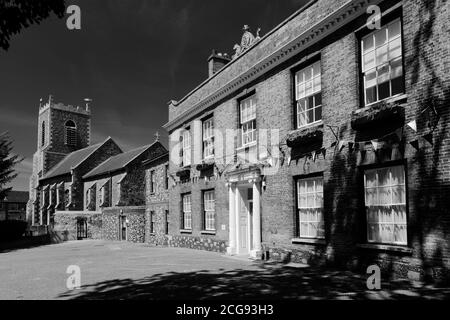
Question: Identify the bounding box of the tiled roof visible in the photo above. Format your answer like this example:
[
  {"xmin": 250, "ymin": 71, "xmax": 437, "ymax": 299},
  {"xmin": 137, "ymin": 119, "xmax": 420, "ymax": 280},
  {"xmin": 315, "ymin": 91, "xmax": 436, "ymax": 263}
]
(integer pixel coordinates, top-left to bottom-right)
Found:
[
  {"xmin": 82, "ymin": 143, "xmax": 155, "ymax": 179},
  {"xmin": 1, "ymin": 191, "xmax": 29, "ymax": 203},
  {"xmin": 41, "ymin": 137, "xmax": 114, "ymax": 181}
]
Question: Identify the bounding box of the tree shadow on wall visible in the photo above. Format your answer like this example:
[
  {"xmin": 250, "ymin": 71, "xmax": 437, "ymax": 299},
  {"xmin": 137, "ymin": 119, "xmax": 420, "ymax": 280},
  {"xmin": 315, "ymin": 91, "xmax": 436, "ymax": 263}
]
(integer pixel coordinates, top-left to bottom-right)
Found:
[
  {"xmin": 58, "ymin": 264, "xmax": 450, "ymax": 300},
  {"xmin": 322, "ymin": 0, "xmax": 450, "ymax": 282},
  {"xmin": 407, "ymin": 0, "xmax": 450, "ymax": 282}
]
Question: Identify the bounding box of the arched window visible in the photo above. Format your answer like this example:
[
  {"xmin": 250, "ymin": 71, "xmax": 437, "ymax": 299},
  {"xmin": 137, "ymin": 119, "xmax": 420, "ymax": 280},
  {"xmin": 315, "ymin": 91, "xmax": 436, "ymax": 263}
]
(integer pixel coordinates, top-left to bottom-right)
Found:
[
  {"xmin": 65, "ymin": 120, "xmax": 77, "ymax": 146},
  {"xmin": 41, "ymin": 121, "xmax": 46, "ymax": 147}
]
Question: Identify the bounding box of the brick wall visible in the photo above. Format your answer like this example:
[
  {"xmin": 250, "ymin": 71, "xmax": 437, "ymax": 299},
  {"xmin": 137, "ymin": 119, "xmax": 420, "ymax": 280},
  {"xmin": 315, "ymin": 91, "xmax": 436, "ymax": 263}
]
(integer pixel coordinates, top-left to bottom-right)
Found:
[
  {"xmin": 144, "ymin": 157, "xmax": 170, "ymax": 245},
  {"xmin": 166, "ymin": 0, "xmax": 450, "ymax": 281}
]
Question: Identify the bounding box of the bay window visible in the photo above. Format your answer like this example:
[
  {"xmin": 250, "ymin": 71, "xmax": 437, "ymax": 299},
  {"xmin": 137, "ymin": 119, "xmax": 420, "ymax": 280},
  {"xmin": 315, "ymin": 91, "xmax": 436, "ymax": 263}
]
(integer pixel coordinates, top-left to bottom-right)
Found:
[
  {"xmin": 364, "ymin": 165, "xmax": 407, "ymax": 245},
  {"xmin": 362, "ymin": 19, "xmax": 404, "ymax": 105}
]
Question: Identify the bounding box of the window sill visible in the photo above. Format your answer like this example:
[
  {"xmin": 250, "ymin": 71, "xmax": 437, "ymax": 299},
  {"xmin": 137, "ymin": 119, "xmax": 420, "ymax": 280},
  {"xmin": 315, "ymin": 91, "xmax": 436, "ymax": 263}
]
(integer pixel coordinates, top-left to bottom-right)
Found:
[
  {"xmin": 201, "ymin": 230, "xmax": 216, "ymax": 235},
  {"xmin": 295, "ymin": 120, "xmax": 323, "ymax": 131},
  {"xmin": 292, "ymin": 238, "xmax": 326, "ymax": 245},
  {"xmin": 361, "ymin": 94, "xmax": 408, "ymax": 111},
  {"xmin": 180, "ymin": 229, "xmax": 192, "ymax": 234},
  {"xmin": 357, "ymin": 243, "xmax": 412, "ymax": 254},
  {"xmin": 236, "ymin": 142, "xmax": 257, "ymax": 152}
]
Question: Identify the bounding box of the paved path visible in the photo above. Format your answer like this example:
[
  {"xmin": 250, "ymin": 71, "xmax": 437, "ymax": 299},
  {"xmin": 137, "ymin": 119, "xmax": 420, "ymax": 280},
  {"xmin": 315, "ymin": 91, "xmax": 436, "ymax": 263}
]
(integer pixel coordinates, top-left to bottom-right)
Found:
[{"xmin": 0, "ymin": 240, "xmax": 448, "ymax": 300}]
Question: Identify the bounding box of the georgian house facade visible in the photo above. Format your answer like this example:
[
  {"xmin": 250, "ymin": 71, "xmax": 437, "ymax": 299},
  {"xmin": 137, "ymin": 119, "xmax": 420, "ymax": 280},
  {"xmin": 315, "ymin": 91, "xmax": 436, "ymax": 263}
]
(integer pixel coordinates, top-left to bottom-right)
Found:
[{"xmin": 164, "ymin": 0, "xmax": 450, "ymax": 280}]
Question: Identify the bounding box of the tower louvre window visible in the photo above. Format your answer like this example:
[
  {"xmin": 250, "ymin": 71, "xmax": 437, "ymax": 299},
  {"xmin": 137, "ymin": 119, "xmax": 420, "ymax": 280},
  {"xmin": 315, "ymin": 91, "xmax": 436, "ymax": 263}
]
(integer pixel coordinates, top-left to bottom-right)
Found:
[
  {"xmin": 65, "ymin": 120, "xmax": 77, "ymax": 146},
  {"xmin": 41, "ymin": 121, "xmax": 46, "ymax": 147}
]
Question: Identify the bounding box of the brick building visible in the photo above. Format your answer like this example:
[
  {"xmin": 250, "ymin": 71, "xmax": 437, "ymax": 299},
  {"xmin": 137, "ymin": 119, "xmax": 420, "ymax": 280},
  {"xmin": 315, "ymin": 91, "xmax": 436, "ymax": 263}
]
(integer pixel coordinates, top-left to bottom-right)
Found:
[
  {"xmin": 164, "ymin": 0, "xmax": 450, "ymax": 281},
  {"xmin": 0, "ymin": 191, "xmax": 28, "ymax": 221},
  {"xmin": 144, "ymin": 152, "xmax": 170, "ymax": 246}
]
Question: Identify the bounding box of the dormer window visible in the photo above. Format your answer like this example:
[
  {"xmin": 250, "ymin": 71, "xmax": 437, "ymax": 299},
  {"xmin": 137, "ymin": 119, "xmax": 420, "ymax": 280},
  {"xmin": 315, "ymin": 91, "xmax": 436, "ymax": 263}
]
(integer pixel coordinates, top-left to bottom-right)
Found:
[{"xmin": 65, "ymin": 120, "xmax": 77, "ymax": 146}]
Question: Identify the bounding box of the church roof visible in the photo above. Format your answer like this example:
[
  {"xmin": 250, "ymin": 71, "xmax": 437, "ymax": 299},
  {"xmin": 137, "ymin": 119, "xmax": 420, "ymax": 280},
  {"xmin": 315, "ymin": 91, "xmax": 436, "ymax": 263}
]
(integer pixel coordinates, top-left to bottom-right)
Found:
[
  {"xmin": 41, "ymin": 137, "xmax": 115, "ymax": 181},
  {"xmin": 82, "ymin": 143, "xmax": 157, "ymax": 180}
]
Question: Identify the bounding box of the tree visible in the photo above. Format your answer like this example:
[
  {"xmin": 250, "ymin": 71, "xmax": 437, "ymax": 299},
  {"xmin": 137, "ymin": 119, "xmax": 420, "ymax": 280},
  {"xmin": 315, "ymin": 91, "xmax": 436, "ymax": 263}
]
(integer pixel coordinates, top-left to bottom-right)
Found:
[
  {"xmin": 0, "ymin": 132, "xmax": 22, "ymax": 201},
  {"xmin": 0, "ymin": 0, "xmax": 66, "ymax": 51}
]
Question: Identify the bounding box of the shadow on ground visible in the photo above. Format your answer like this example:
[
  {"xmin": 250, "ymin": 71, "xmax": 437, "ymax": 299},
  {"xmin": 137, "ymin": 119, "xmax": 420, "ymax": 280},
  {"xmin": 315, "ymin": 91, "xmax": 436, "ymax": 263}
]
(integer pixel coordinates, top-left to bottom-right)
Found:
[{"xmin": 59, "ymin": 263, "xmax": 450, "ymax": 300}]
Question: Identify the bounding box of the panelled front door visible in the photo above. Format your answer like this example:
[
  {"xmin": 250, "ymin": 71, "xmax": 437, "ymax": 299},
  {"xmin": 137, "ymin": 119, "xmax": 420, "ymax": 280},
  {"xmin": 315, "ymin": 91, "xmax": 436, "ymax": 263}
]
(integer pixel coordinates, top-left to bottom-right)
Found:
[{"xmin": 237, "ymin": 188, "xmax": 253, "ymax": 255}]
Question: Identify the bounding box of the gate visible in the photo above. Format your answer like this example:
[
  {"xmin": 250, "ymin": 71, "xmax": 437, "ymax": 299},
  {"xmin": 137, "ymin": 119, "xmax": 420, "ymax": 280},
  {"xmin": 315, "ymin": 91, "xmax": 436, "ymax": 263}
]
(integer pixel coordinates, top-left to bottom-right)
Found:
[{"xmin": 76, "ymin": 218, "xmax": 88, "ymax": 240}]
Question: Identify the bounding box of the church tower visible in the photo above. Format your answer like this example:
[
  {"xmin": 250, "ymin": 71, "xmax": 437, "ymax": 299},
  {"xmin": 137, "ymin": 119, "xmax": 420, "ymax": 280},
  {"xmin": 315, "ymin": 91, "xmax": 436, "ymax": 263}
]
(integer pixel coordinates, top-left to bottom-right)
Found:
[{"xmin": 27, "ymin": 95, "xmax": 91, "ymax": 224}]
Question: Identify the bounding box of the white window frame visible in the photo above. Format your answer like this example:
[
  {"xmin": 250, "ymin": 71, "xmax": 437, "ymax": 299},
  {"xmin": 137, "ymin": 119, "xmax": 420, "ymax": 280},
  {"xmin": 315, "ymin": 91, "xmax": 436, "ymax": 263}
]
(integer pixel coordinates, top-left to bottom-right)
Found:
[
  {"xmin": 239, "ymin": 96, "xmax": 257, "ymax": 147},
  {"xmin": 182, "ymin": 194, "xmax": 192, "ymax": 230},
  {"xmin": 202, "ymin": 118, "xmax": 215, "ymax": 160},
  {"xmin": 182, "ymin": 129, "xmax": 191, "ymax": 166},
  {"xmin": 150, "ymin": 211, "xmax": 155, "ymax": 234},
  {"xmin": 295, "ymin": 61, "xmax": 322, "ymax": 128},
  {"xmin": 364, "ymin": 165, "xmax": 407, "ymax": 246},
  {"xmin": 362, "ymin": 18, "xmax": 404, "ymax": 106},
  {"xmin": 203, "ymin": 190, "xmax": 215, "ymax": 231},
  {"xmin": 297, "ymin": 177, "xmax": 325, "ymax": 239}
]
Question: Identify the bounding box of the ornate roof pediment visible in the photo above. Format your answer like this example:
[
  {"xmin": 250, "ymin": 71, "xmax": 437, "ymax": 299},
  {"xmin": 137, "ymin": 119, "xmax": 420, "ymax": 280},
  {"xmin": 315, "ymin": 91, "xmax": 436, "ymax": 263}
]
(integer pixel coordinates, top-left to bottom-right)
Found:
[{"xmin": 232, "ymin": 25, "xmax": 262, "ymax": 60}]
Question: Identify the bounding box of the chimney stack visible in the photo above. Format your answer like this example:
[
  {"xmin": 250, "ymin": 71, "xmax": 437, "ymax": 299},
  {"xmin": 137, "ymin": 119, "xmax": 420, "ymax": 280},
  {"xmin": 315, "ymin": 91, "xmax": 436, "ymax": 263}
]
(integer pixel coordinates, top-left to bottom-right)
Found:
[{"xmin": 208, "ymin": 50, "xmax": 231, "ymax": 77}]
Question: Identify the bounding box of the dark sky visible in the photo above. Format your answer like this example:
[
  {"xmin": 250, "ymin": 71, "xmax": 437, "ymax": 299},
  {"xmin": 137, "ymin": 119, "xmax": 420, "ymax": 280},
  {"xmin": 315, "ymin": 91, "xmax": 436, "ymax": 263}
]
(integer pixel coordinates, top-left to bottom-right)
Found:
[{"xmin": 0, "ymin": 0, "xmax": 308, "ymax": 191}]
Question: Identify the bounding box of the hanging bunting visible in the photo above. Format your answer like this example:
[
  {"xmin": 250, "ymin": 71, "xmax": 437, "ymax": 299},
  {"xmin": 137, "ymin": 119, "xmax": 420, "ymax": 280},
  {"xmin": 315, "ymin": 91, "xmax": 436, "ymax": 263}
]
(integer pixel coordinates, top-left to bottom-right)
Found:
[
  {"xmin": 330, "ymin": 141, "xmax": 337, "ymax": 148},
  {"xmin": 371, "ymin": 140, "xmax": 380, "ymax": 151},
  {"xmin": 312, "ymin": 151, "xmax": 317, "ymax": 162},
  {"xmin": 287, "ymin": 155, "xmax": 291, "ymax": 166},
  {"xmin": 422, "ymin": 133, "xmax": 433, "ymax": 146},
  {"xmin": 407, "ymin": 120, "xmax": 417, "ymax": 132},
  {"xmin": 409, "ymin": 140, "xmax": 420, "ymax": 150}
]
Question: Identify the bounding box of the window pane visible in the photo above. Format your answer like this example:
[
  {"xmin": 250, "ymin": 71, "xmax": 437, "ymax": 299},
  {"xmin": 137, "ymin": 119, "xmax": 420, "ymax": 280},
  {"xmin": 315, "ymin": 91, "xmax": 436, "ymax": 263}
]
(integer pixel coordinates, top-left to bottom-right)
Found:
[
  {"xmin": 314, "ymin": 92, "xmax": 322, "ymax": 106},
  {"xmin": 307, "ymin": 96, "xmax": 314, "ymax": 110},
  {"xmin": 391, "ymin": 165, "xmax": 405, "ymax": 185},
  {"xmin": 379, "ymin": 187, "xmax": 391, "ymax": 205},
  {"xmin": 378, "ymin": 80, "xmax": 390, "ymax": 100},
  {"xmin": 366, "ymin": 188, "xmax": 377, "ymax": 206},
  {"xmin": 315, "ymin": 106, "xmax": 322, "ymax": 123},
  {"xmin": 388, "ymin": 20, "xmax": 401, "ymax": 40},
  {"xmin": 305, "ymin": 80, "xmax": 313, "ymax": 96},
  {"xmin": 388, "ymin": 37, "xmax": 402, "ymax": 60},
  {"xmin": 366, "ymin": 86, "xmax": 377, "ymax": 105},
  {"xmin": 312, "ymin": 62, "xmax": 321, "ymax": 76},
  {"xmin": 305, "ymin": 68, "xmax": 312, "ymax": 81},
  {"xmin": 375, "ymin": 28, "xmax": 387, "ymax": 46},
  {"xmin": 313, "ymin": 76, "xmax": 321, "ymax": 93},
  {"xmin": 376, "ymin": 44, "xmax": 388, "ymax": 65},
  {"xmin": 378, "ymin": 168, "xmax": 390, "ymax": 187},
  {"xmin": 363, "ymin": 35, "xmax": 374, "ymax": 53},
  {"xmin": 363, "ymin": 52, "xmax": 375, "ymax": 72}
]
